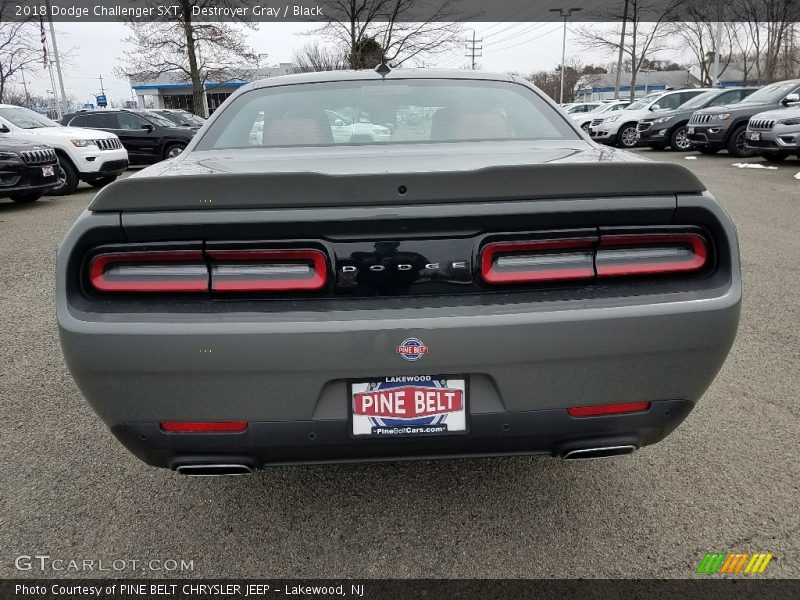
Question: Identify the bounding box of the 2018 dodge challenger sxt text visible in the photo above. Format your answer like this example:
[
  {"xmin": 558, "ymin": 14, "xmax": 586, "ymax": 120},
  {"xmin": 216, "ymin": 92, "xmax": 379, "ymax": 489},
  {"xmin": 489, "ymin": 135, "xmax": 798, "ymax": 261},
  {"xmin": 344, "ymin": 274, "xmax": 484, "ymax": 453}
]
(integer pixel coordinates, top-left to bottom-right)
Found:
[{"xmin": 57, "ymin": 69, "xmax": 741, "ymax": 474}]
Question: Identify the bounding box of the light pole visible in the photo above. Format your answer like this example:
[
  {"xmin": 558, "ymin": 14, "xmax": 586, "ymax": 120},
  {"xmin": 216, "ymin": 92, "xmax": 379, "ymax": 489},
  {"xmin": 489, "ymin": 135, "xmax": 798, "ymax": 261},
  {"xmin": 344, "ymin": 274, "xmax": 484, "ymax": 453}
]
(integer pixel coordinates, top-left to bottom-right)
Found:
[{"xmin": 550, "ymin": 7, "xmax": 582, "ymax": 104}]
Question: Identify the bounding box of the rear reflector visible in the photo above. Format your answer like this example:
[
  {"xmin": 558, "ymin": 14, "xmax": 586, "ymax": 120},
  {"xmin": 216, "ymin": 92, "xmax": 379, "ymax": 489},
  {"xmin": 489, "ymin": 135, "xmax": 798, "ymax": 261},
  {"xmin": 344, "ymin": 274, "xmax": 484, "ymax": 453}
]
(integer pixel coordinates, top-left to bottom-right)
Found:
[
  {"xmin": 567, "ymin": 402, "xmax": 651, "ymax": 417},
  {"xmin": 595, "ymin": 233, "xmax": 707, "ymax": 277},
  {"xmin": 89, "ymin": 251, "xmax": 207, "ymax": 293},
  {"xmin": 160, "ymin": 421, "xmax": 248, "ymax": 433},
  {"xmin": 207, "ymin": 249, "xmax": 328, "ymax": 292},
  {"xmin": 481, "ymin": 238, "xmax": 597, "ymax": 284}
]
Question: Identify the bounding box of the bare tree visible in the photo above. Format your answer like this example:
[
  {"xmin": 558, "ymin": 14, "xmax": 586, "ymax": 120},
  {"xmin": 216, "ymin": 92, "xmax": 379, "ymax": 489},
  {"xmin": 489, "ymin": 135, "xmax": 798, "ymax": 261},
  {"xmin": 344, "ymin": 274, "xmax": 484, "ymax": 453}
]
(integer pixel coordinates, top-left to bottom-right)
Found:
[
  {"xmin": 314, "ymin": 0, "xmax": 466, "ymax": 69},
  {"xmin": 525, "ymin": 59, "xmax": 605, "ymax": 104},
  {"xmin": 577, "ymin": 0, "xmax": 683, "ymax": 102},
  {"xmin": 293, "ymin": 40, "xmax": 347, "ymax": 72},
  {"xmin": 667, "ymin": 2, "xmax": 735, "ymax": 86},
  {"xmin": 0, "ymin": 1, "xmax": 42, "ymax": 103},
  {"xmin": 733, "ymin": 0, "xmax": 800, "ymax": 83},
  {"xmin": 116, "ymin": 0, "xmax": 257, "ymax": 117}
]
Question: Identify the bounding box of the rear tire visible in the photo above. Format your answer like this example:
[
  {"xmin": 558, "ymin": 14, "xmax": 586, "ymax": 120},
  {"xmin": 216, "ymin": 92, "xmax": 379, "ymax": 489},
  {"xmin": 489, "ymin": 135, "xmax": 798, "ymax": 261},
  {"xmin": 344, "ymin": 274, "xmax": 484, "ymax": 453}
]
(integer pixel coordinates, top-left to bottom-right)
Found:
[
  {"xmin": 163, "ymin": 143, "xmax": 186, "ymax": 160},
  {"xmin": 697, "ymin": 147, "xmax": 719, "ymax": 155},
  {"xmin": 616, "ymin": 123, "xmax": 639, "ymax": 148},
  {"xmin": 759, "ymin": 152, "xmax": 790, "ymax": 163},
  {"xmin": 8, "ymin": 191, "xmax": 43, "ymax": 203},
  {"xmin": 726, "ymin": 126, "xmax": 754, "ymax": 158},
  {"xmin": 87, "ymin": 175, "xmax": 117, "ymax": 188},
  {"xmin": 47, "ymin": 159, "xmax": 79, "ymax": 196},
  {"xmin": 669, "ymin": 126, "xmax": 693, "ymax": 152}
]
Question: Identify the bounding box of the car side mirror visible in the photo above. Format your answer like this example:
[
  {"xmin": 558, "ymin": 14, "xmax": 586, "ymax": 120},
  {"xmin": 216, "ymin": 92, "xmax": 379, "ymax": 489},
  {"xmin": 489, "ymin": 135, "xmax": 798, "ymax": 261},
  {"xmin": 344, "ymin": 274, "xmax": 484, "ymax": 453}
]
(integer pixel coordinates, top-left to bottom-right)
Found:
[
  {"xmin": 650, "ymin": 104, "xmax": 661, "ymax": 111},
  {"xmin": 334, "ymin": 119, "xmax": 344, "ymax": 126},
  {"xmin": 0, "ymin": 124, "xmax": 9, "ymax": 133},
  {"xmin": 783, "ymin": 93, "xmax": 800, "ymax": 106},
  {"xmin": 141, "ymin": 124, "xmax": 154, "ymax": 131}
]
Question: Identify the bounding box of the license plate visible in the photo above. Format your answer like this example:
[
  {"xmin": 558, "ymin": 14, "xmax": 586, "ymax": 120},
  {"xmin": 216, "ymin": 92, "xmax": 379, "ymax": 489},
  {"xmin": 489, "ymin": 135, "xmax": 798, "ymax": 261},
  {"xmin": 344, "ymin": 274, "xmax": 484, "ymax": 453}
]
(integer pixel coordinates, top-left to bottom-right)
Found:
[
  {"xmin": 687, "ymin": 127, "xmax": 695, "ymax": 134},
  {"xmin": 42, "ymin": 165, "xmax": 55, "ymax": 177},
  {"xmin": 350, "ymin": 375, "xmax": 468, "ymax": 438},
  {"xmin": 748, "ymin": 131, "xmax": 760, "ymax": 141}
]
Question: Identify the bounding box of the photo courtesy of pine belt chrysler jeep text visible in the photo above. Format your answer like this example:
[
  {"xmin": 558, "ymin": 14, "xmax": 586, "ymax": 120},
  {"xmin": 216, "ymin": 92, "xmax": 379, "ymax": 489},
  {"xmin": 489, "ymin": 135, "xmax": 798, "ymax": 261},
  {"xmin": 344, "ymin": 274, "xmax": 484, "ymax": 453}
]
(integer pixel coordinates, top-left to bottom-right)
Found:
[{"xmin": 57, "ymin": 68, "xmax": 741, "ymax": 475}]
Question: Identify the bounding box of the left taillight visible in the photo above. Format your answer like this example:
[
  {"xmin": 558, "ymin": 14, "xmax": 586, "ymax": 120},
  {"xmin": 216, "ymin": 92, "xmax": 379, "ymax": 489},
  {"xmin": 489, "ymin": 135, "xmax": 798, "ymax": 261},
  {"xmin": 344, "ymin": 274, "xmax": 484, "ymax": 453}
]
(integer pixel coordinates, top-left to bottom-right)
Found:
[
  {"xmin": 207, "ymin": 249, "xmax": 328, "ymax": 292},
  {"xmin": 88, "ymin": 250, "xmax": 208, "ymax": 293},
  {"xmin": 88, "ymin": 247, "xmax": 329, "ymax": 294}
]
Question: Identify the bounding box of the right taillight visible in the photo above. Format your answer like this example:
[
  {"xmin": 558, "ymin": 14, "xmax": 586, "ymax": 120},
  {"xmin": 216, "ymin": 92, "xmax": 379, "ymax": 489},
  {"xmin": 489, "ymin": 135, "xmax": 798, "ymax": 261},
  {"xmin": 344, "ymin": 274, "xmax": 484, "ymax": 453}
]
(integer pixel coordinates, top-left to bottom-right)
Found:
[
  {"xmin": 595, "ymin": 233, "xmax": 708, "ymax": 277},
  {"xmin": 480, "ymin": 230, "xmax": 710, "ymax": 285},
  {"xmin": 480, "ymin": 237, "xmax": 597, "ymax": 284}
]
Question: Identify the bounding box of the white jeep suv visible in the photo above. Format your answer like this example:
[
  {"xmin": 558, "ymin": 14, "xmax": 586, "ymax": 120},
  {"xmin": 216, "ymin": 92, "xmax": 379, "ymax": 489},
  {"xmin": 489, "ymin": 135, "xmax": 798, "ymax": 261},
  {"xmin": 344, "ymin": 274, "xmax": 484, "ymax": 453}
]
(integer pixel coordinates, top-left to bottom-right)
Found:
[{"xmin": 0, "ymin": 105, "xmax": 128, "ymax": 195}]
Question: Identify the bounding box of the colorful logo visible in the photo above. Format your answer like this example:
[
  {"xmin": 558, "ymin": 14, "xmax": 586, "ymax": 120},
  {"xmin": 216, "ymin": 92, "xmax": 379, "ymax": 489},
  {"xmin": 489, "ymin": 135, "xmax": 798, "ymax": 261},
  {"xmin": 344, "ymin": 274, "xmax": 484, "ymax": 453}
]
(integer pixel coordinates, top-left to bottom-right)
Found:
[
  {"xmin": 696, "ymin": 552, "xmax": 774, "ymax": 574},
  {"xmin": 396, "ymin": 337, "xmax": 428, "ymax": 361}
]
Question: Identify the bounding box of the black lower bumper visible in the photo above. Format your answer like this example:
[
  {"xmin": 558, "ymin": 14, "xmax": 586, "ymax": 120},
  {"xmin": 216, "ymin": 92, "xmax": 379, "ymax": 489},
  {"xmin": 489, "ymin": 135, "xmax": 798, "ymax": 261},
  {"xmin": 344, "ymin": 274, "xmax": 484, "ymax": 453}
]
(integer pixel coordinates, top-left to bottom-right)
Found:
[
  {"xmin": 83, "ymin": 160, "xmax": 129, "ymax": 181},
  {"xmin": 0, "ymin": 162, "xmax": 59, "ymax": 195},
  {"xmin": 111, "ymin": 399, "xmax": 694, "ymax": 469},
  {"xmin": 687, "ymin": 127, "xmax": 728, "ymax": 148}
]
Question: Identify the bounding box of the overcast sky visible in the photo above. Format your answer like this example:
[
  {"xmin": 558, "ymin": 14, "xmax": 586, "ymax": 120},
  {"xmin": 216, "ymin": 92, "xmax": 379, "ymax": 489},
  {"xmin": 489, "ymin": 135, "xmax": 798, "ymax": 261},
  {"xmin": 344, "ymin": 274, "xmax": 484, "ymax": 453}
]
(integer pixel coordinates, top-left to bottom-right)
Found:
[{"xmin": 23, "ymin": 21, "xmax": 675, "ymax": 105}]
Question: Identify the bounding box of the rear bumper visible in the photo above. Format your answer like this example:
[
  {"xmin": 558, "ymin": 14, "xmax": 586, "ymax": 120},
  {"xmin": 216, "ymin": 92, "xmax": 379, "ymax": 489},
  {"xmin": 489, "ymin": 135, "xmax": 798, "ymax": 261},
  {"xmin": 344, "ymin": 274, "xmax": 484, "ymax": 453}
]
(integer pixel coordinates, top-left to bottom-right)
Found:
[
  {"xmin": 112, "ymin": 399, "xmax": 695, "ymax": 469},
  {"xmin": 59, "ymin": 282, "xmax": 740, "ymax": 466}
]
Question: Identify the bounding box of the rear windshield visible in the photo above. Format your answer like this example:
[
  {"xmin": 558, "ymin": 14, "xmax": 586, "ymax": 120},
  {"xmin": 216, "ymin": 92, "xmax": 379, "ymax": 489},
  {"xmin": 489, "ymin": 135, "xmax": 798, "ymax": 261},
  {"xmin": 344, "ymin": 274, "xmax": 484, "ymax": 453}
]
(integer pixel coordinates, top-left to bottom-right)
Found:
[{"xmin": 196, "ymin": 79, "xmax": 578, "ymax": 150}]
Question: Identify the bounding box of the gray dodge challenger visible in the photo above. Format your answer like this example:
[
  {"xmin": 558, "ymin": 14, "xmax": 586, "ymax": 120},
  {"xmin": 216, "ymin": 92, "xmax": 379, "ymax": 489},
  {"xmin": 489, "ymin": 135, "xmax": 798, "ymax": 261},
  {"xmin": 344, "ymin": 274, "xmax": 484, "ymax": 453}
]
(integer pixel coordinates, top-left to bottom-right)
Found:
[{"xmin": 57, "ymin": 68, "xmax": 741, "ymax": 475}]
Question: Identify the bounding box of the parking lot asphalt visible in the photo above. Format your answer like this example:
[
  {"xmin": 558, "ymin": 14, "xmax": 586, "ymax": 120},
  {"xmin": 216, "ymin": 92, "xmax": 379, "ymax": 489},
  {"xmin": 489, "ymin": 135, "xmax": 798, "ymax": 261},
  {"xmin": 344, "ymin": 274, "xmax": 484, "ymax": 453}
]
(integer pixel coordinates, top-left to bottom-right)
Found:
[{"xmin": 1, "ymin": 150, "xmax": 798, "ymax": 579}]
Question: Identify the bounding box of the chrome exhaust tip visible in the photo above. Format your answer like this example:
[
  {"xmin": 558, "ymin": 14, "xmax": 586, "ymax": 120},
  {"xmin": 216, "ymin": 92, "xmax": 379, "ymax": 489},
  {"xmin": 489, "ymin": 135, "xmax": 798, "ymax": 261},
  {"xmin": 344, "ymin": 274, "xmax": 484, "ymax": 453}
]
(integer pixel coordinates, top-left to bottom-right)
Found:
[
  {"xmin": 175, "ymin": 464, "xmax": 254, "ymax": 476},
  {"xmin": 562, "ymin": 445, "xmax": 636, "ymax": 460}
]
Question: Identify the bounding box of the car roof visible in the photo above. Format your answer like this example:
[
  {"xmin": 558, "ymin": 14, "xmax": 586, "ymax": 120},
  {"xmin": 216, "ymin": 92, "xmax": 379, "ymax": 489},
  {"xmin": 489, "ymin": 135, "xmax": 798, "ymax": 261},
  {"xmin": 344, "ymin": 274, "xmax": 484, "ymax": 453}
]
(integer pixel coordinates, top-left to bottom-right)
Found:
[{"xmin": 242, "ymin": 68, "xmax": 515, "ymax": 93}]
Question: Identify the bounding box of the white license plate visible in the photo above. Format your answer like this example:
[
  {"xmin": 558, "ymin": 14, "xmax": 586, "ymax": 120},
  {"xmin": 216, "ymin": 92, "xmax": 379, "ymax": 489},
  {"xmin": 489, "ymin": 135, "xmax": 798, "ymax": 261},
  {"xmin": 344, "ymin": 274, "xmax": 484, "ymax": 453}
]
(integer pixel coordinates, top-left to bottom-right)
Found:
[
  {"xmin": 350, "ymin": 375, "xmax": 468, "ymax": 438},
  {"xmin": 42, "ymin": 165, "xmax": 55, "ymax": 177},
  {"xmin": 687, "ymin": 127, "xmax": 695, "ymax": 134},
  {"xmin": 748, "ymin": 131, "xmax": 761, "ymax": 141}
]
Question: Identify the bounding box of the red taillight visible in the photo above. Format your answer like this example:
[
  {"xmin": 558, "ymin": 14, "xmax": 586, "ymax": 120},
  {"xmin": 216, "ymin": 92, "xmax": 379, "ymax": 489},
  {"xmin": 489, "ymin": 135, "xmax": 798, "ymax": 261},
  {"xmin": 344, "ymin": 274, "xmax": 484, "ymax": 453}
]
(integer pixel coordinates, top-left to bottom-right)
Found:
[
  {"xmin": 567, "ymin": 402, "xmax": 651, "ymax": 417},
  {"xmin": 160, "ymin": 421, "xmax": 248, "ymax": 433},
  {"xmin": 88, "ymin": 251, "xmax": 208, "ymax": 293},
  {"xmin": 88, "ymin": 247, "xmax": 329, "ymax": 294},
  {"xmin": 595, "ymin": 233, "xmax": 708, "ymax": 277},
  {"xmin": 480, "ymin": 237, "xmax": 597, "ymax": 284},
  {"xmin": 481, "ymin": 230, "xmax": 710, "ymax": 285},
  {"xmin": 207, "ymin": 249, "xmax": 328, "ymax": 292}
]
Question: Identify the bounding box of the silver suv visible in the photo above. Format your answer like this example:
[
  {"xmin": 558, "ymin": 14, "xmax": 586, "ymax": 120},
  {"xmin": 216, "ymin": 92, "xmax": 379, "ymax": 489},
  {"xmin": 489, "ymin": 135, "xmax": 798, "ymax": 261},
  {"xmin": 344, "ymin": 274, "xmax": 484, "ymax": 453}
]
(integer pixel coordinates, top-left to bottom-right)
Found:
[{"xmin": 745, "ymin": 94, "xmax": 800, "ymax": 162}]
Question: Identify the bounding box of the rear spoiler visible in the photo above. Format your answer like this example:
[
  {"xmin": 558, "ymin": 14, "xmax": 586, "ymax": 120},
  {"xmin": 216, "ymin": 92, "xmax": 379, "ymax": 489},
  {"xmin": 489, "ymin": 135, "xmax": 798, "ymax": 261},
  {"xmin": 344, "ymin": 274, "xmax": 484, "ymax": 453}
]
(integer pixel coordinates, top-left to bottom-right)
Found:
[{"xmin": 88, "ymin": 162, "xmax": 706, "ymax": 212}]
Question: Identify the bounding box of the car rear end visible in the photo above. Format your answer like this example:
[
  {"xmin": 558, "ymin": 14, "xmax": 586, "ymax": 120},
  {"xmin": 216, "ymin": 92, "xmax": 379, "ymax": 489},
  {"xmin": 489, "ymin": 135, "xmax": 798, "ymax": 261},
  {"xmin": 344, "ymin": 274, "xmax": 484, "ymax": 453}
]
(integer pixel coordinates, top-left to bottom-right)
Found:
[
  {"xmin": 57, "ymin": 163, "xmax": 740, "ymax": 472},
  {"xmin": 56, "ymin": 72, "xmax": 741, "ymax": 473}
]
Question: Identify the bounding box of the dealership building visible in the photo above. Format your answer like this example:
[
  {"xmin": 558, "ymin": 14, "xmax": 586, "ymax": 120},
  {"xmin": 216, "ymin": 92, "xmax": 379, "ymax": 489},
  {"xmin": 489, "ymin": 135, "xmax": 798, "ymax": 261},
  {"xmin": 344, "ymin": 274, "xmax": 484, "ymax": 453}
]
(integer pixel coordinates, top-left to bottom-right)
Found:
[{"xmin": 131, "ymin": 63, "xmax": 295, "ymax": 116}]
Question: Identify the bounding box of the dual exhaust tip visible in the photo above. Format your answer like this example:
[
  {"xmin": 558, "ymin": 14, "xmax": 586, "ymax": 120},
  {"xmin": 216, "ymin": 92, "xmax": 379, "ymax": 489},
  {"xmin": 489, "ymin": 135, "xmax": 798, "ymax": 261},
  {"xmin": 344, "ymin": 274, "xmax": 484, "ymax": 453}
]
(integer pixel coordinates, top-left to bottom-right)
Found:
[
  {"xmin": 174, "ymin": 445, "xmax": 637, "ymax": 474},
  {"xmin": 562, "ymin": 445, "xmax": 636, "ymax": 460},
  {"xmin": 175, "ymin": 463, "xmax": 253, "ymax": 476}
]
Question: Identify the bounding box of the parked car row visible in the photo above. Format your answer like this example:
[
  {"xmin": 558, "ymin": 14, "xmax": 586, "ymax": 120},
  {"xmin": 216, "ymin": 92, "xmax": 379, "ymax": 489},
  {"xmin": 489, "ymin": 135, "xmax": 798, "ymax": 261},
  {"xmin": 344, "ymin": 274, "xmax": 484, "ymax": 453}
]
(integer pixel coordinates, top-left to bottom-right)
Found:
[
  {"xmin": 0, "ymin": 105, "xmax": 206, "ymax": 201},
  {"xmin": 583, "ymin": 79, "xmax": 800, "ymax": 161}
]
